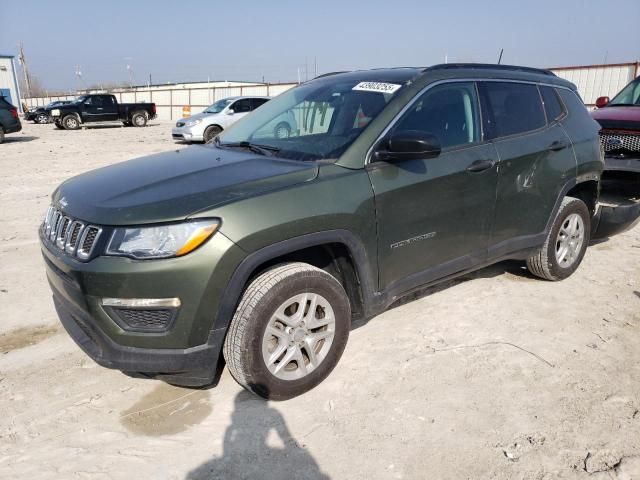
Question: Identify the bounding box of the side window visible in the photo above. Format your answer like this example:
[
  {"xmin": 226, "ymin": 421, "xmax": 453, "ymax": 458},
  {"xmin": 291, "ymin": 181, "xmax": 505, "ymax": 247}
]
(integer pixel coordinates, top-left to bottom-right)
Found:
[
  {"xmin": 394, "ymin": 82, "xmax": 480, "ymax": 150},
  {"xmin": 104, "ymin": 95, "xmax": 116, "ymax": 106},
  {"xmin": 480, "ymin": 82, "xmax": 546, "ymax": 138},
  {"xmin": 231, "ymin": 99, "xmax": 251, "ymax": 113},
  {"xmin": 540, "ymin": 86, "xmax": 565, "ymax": 122},
  {"xmin": 251, "ymin": 98, "xmax": 270, "ymax": 110}
]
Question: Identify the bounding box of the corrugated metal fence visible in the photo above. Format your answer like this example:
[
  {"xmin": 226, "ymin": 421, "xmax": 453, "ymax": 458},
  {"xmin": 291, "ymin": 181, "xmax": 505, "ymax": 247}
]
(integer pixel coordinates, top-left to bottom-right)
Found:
[
  {"xmin": 22, "ymin": 82, "xmax": 297, "ymax": 121},
  {"xmin": 21, "ymin": 62, "xmax": 640, "ymax": 117}
]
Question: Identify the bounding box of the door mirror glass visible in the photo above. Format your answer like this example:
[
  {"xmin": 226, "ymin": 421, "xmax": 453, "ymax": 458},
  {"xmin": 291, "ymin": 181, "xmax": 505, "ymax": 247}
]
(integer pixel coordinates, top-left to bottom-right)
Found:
[
  {"xmin": 595, "ymin": 96, "xmax": 609, "ymax": 108},
  {"xmin": 374, "ymin": 130, "xmax": 441, "ymax": 162}
]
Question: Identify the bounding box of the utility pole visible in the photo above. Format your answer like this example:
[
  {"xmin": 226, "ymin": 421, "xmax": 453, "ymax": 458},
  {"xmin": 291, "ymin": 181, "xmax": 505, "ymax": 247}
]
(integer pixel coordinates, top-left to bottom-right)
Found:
[{"xmin": 17, "ymin": 43, "xmax": 31, "ymax": 97}]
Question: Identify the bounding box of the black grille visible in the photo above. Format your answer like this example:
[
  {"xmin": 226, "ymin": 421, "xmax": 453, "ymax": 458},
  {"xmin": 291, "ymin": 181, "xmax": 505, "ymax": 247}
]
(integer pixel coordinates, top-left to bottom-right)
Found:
[
  {"xmin": 82, "ymin": 227, "xmax": 99, "ymax": 251},
  {"xmin": 599, "ymin": 131, "xmax": 640, "ymax": 154},
  {"xmin": 69, "ymin": 222, "xmax": 82, "ymax": 245},
  {"xmin": 111, "ymin": 308, "xmax": 175, "ymax": 331}
]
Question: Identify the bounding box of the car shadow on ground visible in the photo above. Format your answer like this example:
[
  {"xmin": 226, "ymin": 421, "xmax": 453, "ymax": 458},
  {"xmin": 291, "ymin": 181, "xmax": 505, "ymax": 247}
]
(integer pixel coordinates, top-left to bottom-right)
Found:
[
  {"xmin": 185, "ymin": 389, "xmax": 329, "ymax": 480},
  {"xmin": 2, "ymin": 135, "xmax": 39, "ymax": 143}
]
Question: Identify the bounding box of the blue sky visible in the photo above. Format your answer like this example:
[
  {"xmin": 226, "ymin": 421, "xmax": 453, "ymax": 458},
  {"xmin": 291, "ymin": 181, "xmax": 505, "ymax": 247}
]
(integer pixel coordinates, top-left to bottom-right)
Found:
[{"xmin": 1, "ymin": 0, "xmax": 639, "ymax": 90}]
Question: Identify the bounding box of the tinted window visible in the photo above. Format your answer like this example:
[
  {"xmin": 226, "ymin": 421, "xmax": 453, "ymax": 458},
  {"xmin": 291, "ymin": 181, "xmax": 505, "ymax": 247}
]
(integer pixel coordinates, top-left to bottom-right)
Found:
[
  {"xmin": 251, "ymin": 98, "xmax": 270, "ymax": 109},
  {"xmin": 481, "ymin": 82, "xmax": 546, "ymax": 138},
  {"xmin": 540, "ymin": 86, "xmax": 564, "ymax": 121},
  {"xmin": 394, "ymin": 82, "xmax": 480, "ymax": 149},
  {"xmin": 103, "ymin": 95, "xmax": 116, "ymax": 105},
  {"xmin": 231, "ymin": 99, "xmax": 251, "ymax": 113}
]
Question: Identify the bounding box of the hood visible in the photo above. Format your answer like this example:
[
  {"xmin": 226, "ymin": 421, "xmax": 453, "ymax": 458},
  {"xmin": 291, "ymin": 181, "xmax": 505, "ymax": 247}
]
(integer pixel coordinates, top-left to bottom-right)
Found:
[
  {"xmin": 52, "ymin": 146, "xmax": 318, "ymax": 225},
  {"xmin": 180, "ymin": 112, "xmax": 221, "ymax": 123},
  {"xmin": 591, "ymin": 106, "xmax": 640, "ymax": 131}
]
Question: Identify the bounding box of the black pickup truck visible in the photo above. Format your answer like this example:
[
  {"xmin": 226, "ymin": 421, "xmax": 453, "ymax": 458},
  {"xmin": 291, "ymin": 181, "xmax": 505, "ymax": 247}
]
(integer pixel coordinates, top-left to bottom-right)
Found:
[{"xmin": 48, "ymin": 94, "xmax": 156, "ymax": 130}]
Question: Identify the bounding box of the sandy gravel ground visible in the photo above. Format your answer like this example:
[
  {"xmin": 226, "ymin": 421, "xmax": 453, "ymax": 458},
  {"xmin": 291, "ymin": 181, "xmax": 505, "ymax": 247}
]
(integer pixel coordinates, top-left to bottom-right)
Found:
[{"xmin": 1, "ymin": 122, "xmax": 639, "ymax": 479}]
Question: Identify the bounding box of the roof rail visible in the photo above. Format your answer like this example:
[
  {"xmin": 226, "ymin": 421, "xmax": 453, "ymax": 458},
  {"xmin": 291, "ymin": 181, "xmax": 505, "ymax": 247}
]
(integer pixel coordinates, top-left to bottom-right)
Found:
[
  {"xmin": 424, "ymin": 63, "xmax": 556, "ymax": 77},
  {"xmin": 313, "ymin": 71, "xmax": 350, "ymax": 80}
]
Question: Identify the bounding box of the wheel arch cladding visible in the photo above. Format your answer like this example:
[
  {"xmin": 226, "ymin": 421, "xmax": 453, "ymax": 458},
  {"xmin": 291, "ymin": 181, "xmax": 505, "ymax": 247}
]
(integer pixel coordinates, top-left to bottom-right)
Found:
[{"xmin": 211, "ymin": 230, "xmax": 376, "ymax": 333}]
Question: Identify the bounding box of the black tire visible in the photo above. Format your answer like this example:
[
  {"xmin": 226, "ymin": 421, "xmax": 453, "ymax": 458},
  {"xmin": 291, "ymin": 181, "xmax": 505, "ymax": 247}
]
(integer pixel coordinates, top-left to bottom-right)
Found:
[
  {"xmin": 54, "ymin": 120, "xmax": 64, "ymax": 130},
  {"xmin": 203, "ymin": 125, "xmax": 222, "ymax": 143},
  {"xmin": 35, "ymin": 113, "xmax": 49, "ymax": 124},
  {"xmin": 0, "ymin": 129, "xmax": 4, "ymax": 144},
  {"xmin": 131, "ymin": 111, "xmax": 147, "ymax": 127},
  {"xmin": 526, "ymin": 197, "xmax": 590, "ymax": 281},
  {"xmin": 62, "ymin": 114, "xmax": 80, "ymax": 130},
  {"xmin": 224, "ymin": 262, "xmax": 351, "ymax": 400},
  {"xmin": 274, "ymin": 122, "xmax": 292, "ymax": 139}
]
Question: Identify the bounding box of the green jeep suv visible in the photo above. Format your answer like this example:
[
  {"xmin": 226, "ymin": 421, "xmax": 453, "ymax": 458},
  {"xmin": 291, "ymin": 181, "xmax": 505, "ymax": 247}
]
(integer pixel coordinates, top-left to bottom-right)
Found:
[{"xmin": 42, "ymin": 64, "xmax": 630, "ymax": 400}]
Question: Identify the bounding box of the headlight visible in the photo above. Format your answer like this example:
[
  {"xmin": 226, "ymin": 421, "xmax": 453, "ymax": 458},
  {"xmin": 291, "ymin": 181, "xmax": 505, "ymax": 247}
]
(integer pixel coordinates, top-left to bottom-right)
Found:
[
  {"xmin": 106, "ymin": 219, "xmax": 220, "ymax": 259},
  {"xmin": 51, "ymin": 109, "xmax": 60, "ymax": 116},
  {"xmin": 185, "ymin": 118, "xmax": 202, "ymax": 127}
]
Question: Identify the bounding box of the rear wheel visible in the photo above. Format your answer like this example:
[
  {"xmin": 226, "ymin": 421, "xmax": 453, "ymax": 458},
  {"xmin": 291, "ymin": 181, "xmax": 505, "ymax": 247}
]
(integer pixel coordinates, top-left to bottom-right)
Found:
[
  {"xmin": 527, "ymin": 197, "xmax": 590, "ymax": 281},
  {"xmin": 62, "ymin": 115, "xmax": 80, "ymax": 130},
  {"xmin": 224, "ymin": 263, "xmax": 351, "ymax": 400},
  {"xmin": 35, "ymin": 113, "xmax": 49, "ymax": 124},
  {"xmin": 131, "ymin": 111, "xmax": 147, "ymax": 127},
  {"xmin": 203, "ymin": 125, "xmax": 222, "ymax": 143}
]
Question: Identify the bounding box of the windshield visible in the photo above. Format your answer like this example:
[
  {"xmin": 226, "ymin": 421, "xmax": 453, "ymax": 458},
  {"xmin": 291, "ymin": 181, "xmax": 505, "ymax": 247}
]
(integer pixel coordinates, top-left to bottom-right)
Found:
[
  {"xmin": 609, "ymin": 77, "xmax": 640, "ymax": 106},
  {"xmin": 204, "ymin": 98, "xmax": 233, "ymax": 114},
  {"xmin": 216, "ymin": 77, "xmax": 406, "ymax": 161}
]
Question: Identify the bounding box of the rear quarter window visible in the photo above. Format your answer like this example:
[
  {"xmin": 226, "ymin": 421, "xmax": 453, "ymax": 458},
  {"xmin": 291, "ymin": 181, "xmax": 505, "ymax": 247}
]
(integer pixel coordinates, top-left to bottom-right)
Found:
[
  {"xmin": 540, "ymin": 86, "xmax": 565, "ymax": 122},
  {"xmin": 480, "ymin": 82, "xmax": 546, "ymax": 138}
]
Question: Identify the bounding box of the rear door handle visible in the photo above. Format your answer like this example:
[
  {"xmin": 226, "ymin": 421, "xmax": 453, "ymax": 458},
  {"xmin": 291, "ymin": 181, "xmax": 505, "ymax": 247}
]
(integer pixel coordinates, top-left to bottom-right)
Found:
[
  {"xmin": 466, "ymin": 159, "xmax": 495, "ymax": 173},
  {"xmin": 549, "ymin": 140, "xmax": 568, "ymax": 151}
]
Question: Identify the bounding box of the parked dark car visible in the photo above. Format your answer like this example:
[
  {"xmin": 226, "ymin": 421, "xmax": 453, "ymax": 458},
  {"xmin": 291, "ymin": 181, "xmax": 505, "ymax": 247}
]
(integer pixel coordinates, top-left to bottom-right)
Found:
[
  {"xmin": 49, "ymin": 94, "xmax": 157, "ymax": 130},
  {"xmin": 592, "ymin": 75, "xmax": 640, "ymax": 173},
  {"xmin": 0, "ymin": 96, "xmax": 22, "ymax": 143},
  {"xmin": 25, "ymin": 101, "xmax": 72, "ymax": 124},
  {"xmin": 40, "ymin": 64, "xmax": 640, "ymax": 400}
]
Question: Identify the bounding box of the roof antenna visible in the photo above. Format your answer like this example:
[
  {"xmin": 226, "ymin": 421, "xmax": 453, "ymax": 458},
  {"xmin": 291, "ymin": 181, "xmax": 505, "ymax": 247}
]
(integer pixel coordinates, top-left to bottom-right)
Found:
[{"xmin": 497, "ymin": 48, "xmax": 504, "ymax": 65}]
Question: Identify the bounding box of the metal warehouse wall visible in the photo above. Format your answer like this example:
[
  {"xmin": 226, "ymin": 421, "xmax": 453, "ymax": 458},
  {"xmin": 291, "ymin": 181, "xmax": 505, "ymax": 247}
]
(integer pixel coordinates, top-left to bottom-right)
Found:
[
  {"xmin": 550, "ymin": 62, "xmax": 640, "ymax": 107},
  {"xmin": 22, "ymin": 82, "xmax": 297, "ymax": 121},
  {"xmin": 0, "ymin": 56, "xmax": 22, "ymax": 112}
]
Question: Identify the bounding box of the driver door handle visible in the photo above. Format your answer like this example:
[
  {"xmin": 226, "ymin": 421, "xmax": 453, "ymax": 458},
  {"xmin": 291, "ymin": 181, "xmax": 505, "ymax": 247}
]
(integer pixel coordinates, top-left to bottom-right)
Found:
[
  {"xmin": 549, "ymin": 140, "xmax": 568, "ymax": 151},
  {"xmin": 466, "ymin": 159, "xmax": 495, "ymax": 173}
]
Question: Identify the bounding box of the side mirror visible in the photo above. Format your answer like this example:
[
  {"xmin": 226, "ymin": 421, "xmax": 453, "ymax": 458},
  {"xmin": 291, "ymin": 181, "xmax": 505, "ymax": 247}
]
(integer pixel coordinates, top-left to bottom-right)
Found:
[
  {"xmin": 374, "ymin": 130, "xmax": 441, "ymax": 162},
  {"xmin": 226, "ymin": 108, "xmax": 235, "ymax": 115},
  {"xmin": 595, "ymin": 96, "xmax": 609, "ymax": 108}
]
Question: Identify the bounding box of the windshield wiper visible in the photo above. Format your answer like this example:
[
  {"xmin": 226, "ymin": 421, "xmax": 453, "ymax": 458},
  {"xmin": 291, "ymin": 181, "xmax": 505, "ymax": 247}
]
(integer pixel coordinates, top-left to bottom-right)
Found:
[{"xmin": 215, "ymin": 138, "xmax": 280, "ymax": 156}]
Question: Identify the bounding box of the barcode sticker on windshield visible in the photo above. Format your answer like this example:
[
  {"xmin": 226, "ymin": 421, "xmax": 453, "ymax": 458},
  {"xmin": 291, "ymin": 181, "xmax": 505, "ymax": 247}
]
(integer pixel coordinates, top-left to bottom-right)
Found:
[{"xmin": 352, "ymin": 82, "xmax": 402, "ymax": 94}]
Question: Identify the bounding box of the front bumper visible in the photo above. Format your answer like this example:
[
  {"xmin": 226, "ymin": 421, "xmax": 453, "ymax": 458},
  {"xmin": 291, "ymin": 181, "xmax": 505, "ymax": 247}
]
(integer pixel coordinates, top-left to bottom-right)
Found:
[
  {"xmin": 172, "ymin": 125, "xmax": 204, "ymax": 142},
  {"xmin": 40, "ymin": 226, "xmax": 246, "ymax": 386}
]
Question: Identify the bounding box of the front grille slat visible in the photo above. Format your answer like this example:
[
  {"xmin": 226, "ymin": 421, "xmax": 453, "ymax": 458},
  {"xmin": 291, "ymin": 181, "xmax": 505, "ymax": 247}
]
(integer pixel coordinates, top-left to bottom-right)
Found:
[
  {"xmin": 41, "ymin": 206, "xmax": 102, "ymax": 261},
  {"xmin": 599, "ymin": 131, "xmax": 640, "ymax": 154}
]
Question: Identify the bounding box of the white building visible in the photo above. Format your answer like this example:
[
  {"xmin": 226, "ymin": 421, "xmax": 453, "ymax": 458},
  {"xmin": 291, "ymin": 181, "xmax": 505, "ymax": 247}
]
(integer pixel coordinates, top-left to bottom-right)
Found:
[{"xmin": 0, "ymin": 54, "xmax": 22, "ymax": 112}]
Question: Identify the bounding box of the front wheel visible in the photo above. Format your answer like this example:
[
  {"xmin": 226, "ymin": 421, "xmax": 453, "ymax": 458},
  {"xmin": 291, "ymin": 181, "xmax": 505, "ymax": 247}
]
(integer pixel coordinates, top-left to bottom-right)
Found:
[
  {"xmin": 527, "ymin": 197, "xmax": 590, "ymax": 281},
  {"xmin": 203, "ymin": 125, "xmax": 222, "ymax": 143},
  {"xmin": 62, "ymin": 114, "xmax": 80, "ymax": 130},
  {"xmin": 224, "ymin": 263, "xmax": 351, "ymax": 400}
]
